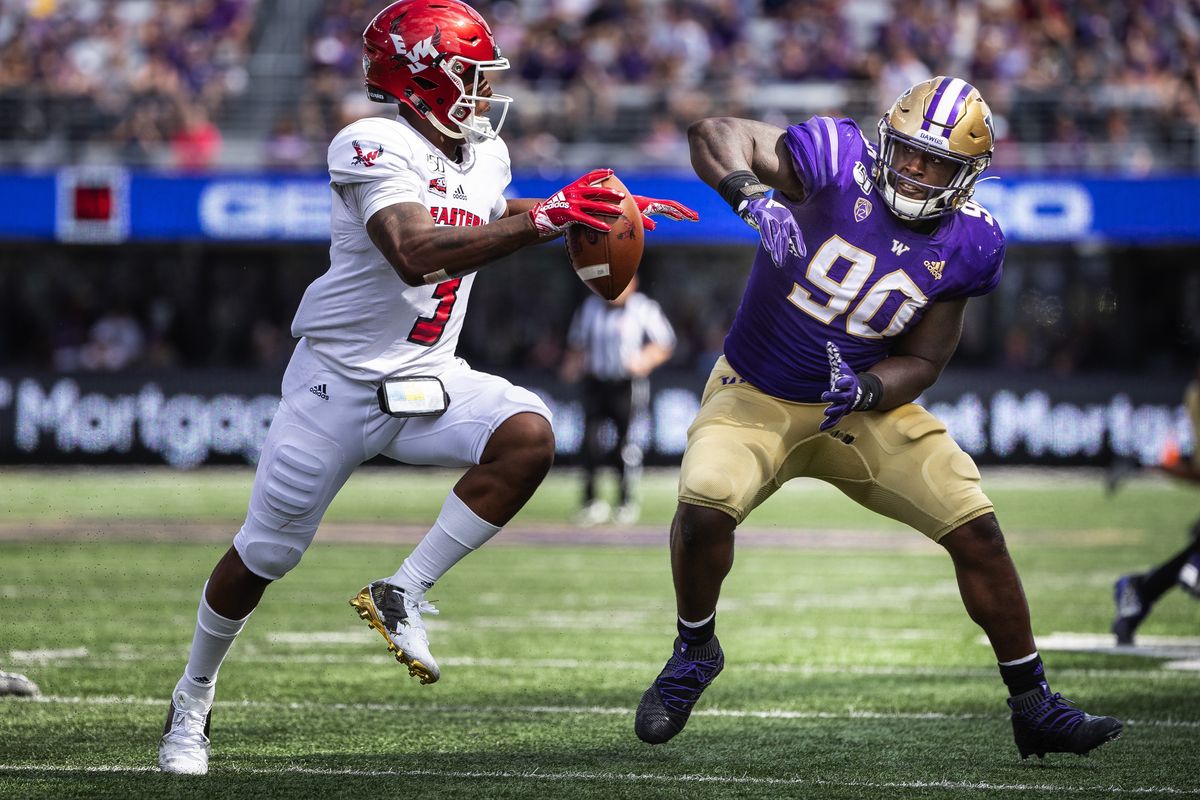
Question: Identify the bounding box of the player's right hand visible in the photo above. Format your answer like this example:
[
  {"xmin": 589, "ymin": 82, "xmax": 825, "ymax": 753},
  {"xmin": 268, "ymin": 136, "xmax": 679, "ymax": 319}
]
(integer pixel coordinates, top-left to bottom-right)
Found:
[
  {"xmin": 529, "ymin": 169, "xmax": 625, "ymax": 237},
  {"xmin": 739, "ymin": 196, "xmax": 806, "ymax": 268}
]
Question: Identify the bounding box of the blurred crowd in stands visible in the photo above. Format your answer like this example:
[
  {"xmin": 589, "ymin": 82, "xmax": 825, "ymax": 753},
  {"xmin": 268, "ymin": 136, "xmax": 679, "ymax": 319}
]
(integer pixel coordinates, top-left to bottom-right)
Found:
[
  {"xmin": 2, "ymin": 0, "xmax": 1200, "ymax": 172},
  {"xmin": 0, "ymin": 0, "xmax": 256, "ymax": 169},
  {"xmin": 297, "ymin": 0, "xmax": 1200, "ymax": 173}
]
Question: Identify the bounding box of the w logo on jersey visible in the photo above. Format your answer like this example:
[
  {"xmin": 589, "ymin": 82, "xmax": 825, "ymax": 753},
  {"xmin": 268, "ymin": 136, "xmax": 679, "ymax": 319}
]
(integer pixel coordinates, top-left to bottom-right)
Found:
[
  {"xmin": 389, "ymin": 25, "xmax": 442, "ymax": 73},
  {"xmin": 351, "ymin": 140, "xmax": 384, "ymax": 167},
  {"xmin": 890, "ymin": 239, "xmax": 910, "ymax": 255}
]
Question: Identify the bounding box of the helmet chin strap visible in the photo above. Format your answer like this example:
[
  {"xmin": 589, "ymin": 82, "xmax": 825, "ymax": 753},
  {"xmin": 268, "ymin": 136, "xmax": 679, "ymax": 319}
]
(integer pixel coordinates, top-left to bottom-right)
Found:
[{"xmin": 425, "ymin": 111, "xmax": 468, "ymax": 141}]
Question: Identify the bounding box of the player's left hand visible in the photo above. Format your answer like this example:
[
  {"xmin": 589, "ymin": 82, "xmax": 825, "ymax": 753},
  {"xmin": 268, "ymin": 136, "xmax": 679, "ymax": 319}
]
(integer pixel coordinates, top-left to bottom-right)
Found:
[
  {"xmin": 631, "ymin": 195, "xmax": 699, "ymax": 231},
  {"xmin": 740, "ymin": 197, "xmax": 806, "ymax": 269},
  {"xmin": 820, "ymin": 342, "xmax": 880, "ymax": 431}
]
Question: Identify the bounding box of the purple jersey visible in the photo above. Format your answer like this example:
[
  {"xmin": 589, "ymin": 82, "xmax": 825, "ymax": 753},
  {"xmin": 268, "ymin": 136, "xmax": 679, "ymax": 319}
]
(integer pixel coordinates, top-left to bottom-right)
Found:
[{"xmin": 723, "ymin": 116, "xmax": 1005, "ymax": 402}]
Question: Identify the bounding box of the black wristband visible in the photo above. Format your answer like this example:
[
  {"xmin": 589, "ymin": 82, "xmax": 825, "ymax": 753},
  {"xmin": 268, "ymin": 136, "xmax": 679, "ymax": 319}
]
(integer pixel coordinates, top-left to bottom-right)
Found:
[
  {"xmin": 854, "ymin": 372, "xmax": 883, "ymax": 411},
  {"xmin": 716, "ymin": 170, "xmax": 771, "ymax": 213}
]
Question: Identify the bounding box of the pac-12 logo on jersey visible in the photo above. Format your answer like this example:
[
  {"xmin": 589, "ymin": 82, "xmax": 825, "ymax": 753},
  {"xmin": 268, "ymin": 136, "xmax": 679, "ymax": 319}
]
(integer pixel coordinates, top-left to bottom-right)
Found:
[
  {"xmin": 351, "ymin": 140, "xmax": 384, "ymax": 167},
  {"xmin": 428, "ymin": 177, "xmax": 447, "ymax": 196},
  {"xmin": 854, "ymin": 197, "xmax": 872, "ymax": 222}
]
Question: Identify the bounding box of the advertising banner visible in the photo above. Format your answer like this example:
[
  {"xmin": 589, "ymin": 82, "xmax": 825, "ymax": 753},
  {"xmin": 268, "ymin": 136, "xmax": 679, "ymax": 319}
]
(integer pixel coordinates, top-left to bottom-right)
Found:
[
  {"xmin": 0, "ymin": 371, "xmax": 1189, "ymax": 469},
  {"xmin": 2, "ymin": 170, "xmax": 1200, "ymax": 244}
]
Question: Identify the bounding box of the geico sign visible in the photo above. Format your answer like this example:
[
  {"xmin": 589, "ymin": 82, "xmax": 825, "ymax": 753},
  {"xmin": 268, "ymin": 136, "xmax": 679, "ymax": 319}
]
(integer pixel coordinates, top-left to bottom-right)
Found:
[
  {"xmin": 974, "ymin": 181, "xmax": 1093, "ymax": 241},
  {"xmin": 199, "ymin": 181, "xmax": 330, "ymax": 239}
]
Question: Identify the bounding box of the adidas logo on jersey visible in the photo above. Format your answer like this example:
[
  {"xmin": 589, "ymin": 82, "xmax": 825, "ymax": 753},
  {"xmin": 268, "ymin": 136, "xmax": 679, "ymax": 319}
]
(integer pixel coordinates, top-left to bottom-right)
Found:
[
  {"xmin": 452, "ymin": 185, "xmax": 468, "ymax": 201},
  {"xmin": 925, "ymin": 260, "xmax": 945, "ymax": 279},
  {"xmin": 309, "ymin": 384, "xmax": 329, "ymax": 400}
]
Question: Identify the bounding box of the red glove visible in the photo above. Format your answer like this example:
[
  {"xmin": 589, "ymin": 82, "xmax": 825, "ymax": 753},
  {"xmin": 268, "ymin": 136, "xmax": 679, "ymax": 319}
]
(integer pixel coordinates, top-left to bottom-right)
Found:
[
  {"xmin": 632, "ymin": 195, "xmax": 700, "ymax": 231},
  {"xmin": 529, "ymin": 169, "xmax": 626, "ymax": 236}
]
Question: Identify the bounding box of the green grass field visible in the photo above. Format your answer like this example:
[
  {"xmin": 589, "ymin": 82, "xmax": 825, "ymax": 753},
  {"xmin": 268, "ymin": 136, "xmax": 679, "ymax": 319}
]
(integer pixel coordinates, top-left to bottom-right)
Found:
[{"xmin": 2, "ymin": 466, "xmax": 1199, "ymax": 799}]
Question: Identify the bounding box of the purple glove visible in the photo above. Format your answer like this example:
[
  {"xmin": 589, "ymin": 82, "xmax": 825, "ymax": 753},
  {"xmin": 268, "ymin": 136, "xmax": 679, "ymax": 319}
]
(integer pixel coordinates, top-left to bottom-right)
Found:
[
  {"xmin": 820, "ymin": 342, "xmax": 881, "ymax": 432},
  {"xmin": 740, "ymin": 197, "xmax": 806, "ymax": 269}
]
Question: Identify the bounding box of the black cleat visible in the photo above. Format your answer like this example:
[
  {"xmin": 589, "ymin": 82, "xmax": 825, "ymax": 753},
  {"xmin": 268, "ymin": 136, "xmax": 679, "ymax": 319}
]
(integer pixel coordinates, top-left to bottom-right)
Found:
[
  {"xmin": 1009, "ymin": 686, "xmax": 1123, "ymax": 759},
  {"xmin": 1112, "ymin": 574, "xmax": 1146, "ymax": 646},
  {"xmin": 635, "ymin": 636, "xmax": 723, "ymax": 744}
]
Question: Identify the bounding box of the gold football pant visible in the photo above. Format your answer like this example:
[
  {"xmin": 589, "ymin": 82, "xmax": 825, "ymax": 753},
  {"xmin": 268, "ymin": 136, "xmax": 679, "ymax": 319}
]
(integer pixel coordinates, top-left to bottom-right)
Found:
[{"xmin": 678, "ymin": 357, "xmax": 993, "ymax": 541}]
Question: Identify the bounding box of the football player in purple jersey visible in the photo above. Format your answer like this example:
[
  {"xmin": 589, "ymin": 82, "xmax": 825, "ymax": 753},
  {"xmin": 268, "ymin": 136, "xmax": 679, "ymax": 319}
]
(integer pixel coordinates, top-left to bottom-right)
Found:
[{"xmin": 634, "ymin": 77, "xmax": 1123, "ymax": 760}]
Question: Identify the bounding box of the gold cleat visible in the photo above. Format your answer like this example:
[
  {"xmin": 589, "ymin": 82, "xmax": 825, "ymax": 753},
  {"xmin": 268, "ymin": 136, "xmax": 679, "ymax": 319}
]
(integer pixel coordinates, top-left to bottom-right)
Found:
[{"xmin": 349, "ymin": 581, "xmax": 441, "ymax": 684}]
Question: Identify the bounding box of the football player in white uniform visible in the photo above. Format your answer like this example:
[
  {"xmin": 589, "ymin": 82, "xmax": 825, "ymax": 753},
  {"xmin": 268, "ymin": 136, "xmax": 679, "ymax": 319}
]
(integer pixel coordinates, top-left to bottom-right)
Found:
[{"xmin": 158, "ymin": 0, "xmax": 697, "ymax": 775}]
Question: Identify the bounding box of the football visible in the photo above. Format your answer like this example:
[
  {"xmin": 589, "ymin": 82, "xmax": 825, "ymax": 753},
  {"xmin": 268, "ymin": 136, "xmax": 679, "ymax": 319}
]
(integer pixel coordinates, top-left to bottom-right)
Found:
[{"xmin": 565, "ymin": 173, "xmax": 644, "ymax": 301}]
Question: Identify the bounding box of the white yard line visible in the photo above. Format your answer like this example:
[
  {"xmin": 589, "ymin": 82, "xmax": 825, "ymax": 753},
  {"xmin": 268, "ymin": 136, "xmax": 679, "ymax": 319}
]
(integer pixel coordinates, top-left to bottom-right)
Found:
[
  {"xmin": 12, "ymin": 644, "xmax": 1200, "ymax": 680},
  {"xmin": 11, "ymin": 694, "xmax": 1200, "ymax": 729},
  {"xmin": 0, "ymin": 763, "xmax": 1195, "ymax": 795}
]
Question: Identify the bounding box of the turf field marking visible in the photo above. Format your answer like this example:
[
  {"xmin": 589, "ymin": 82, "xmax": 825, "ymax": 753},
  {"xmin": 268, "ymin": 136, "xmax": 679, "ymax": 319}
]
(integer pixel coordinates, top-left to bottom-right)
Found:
[
  {"xmin": 1030, "ymin": 632, "xmax": 1200, "ymax": 669},
  {"xmin": 28, "ymin": 643, "xmax": 1200, "ymax": 680},
  {"xmin": 15, "ymin": 694, "xmax": 1200, "ymax": 729},
  {"xmin": 8, "ymin": 647, "xmax": 88, "ymax": 663},
  {"xmin": 0, "ymin": 763, "xmax": 1195, "ymax": 795}
]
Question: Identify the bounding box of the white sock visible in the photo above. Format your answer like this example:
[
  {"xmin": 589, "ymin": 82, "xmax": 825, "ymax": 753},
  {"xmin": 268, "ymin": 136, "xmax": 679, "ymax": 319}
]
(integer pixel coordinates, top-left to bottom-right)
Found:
[
  {"xmin": 177, "ymin": 583, "xmax": 250, "ymax": 705},
  {"xmin": 392, "ymin": 491, "xmax": 501, "ymax": 591}
]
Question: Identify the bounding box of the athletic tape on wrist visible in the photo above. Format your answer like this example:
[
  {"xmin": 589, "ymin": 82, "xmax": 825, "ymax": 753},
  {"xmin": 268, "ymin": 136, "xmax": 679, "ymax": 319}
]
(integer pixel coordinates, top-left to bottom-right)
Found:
[
  {"xmin": 855, "ymin": 372, "xmax": 883, "ymax": 411},
  {"xmin": 716, "ymin": 170, "xmax": 771, "ymax": 213}
]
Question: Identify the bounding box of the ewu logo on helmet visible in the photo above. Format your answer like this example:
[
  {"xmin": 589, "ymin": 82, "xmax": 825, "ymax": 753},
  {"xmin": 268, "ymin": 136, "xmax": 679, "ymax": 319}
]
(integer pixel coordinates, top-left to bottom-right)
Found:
[
  {"xmin": 389, "ymin": 24, "xmax": 442, "ymax": 73},
  {"xmin": 363, "ymin": 0, "xmax": 513, "ymax": 141}
]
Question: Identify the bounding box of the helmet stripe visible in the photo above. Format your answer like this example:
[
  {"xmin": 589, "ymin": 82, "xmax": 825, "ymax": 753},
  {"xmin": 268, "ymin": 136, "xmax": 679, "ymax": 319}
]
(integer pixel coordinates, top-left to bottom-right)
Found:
[
  {"xmin": 921, "ymin": 77, "xmax": 953, "ymax": 132},
  {"xmin": 941, "ymin": 82, "xmax": 974, "ymax": 128},
  {"xmin": 929, "ymin": 77, "xmax": 970, "ymax": 129}
]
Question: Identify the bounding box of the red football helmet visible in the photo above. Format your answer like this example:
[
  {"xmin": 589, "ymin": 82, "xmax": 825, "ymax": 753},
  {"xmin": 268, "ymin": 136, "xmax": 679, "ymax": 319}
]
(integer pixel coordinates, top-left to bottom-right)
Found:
[{"xmin": 363, "ymin": 0, "xmax": 511, "ymax": 141}]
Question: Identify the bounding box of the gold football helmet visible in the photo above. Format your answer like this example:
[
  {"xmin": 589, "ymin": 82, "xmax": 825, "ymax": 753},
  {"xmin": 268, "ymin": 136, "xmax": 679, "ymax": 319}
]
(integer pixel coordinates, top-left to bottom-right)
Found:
[{"xmin": 873, "ymin": 76, "xmax": 994, "ymax": 221}]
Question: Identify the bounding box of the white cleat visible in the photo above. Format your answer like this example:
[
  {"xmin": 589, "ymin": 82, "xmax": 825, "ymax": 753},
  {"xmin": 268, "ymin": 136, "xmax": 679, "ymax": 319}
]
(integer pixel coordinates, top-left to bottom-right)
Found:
[
  {"xmin": 350, "ymin": 580, "xmax": 441, "ymax": 684},
  {"xmin": 0, "ymin": 670, "xmax": 40, "ymax": 697},
  {"xmin": 574, "ymin": 499, "xmax": 611, "ymax": 527},
  {"xmin": 613, "ymin": 502, "xmax": 640, "ymax": 525},
  {"xmin": 158, "ymin": 690, "xmax": 211, "ymax": 775}
]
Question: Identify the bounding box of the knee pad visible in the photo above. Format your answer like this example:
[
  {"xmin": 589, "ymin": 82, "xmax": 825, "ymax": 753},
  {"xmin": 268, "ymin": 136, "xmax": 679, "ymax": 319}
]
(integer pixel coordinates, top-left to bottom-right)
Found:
[
  {"xmin": 682, "ymin": 464, "xmax": 735, "ymax": 503},
  {"xmin": 262, "ymin": 438, "xmax": 333, "ymax": 521},
  {"xmin": 236, "ymin": 537, "xmax": 305, "ymax": 581},
  {"xmin": 237, "ymin": 425, "xmax": 346, "ymax": 579}
]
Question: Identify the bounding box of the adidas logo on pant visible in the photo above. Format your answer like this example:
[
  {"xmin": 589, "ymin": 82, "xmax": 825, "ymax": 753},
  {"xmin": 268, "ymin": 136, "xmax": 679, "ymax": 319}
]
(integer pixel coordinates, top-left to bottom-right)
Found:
[{"xmin": 309, "ymin": 384, "xmax": 329, "ymax": 400}]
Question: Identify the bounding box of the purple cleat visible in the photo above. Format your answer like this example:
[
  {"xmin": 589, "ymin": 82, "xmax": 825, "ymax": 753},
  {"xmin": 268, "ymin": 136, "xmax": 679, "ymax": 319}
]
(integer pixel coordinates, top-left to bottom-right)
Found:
[
  {"xmin": 635, "ymin": 636, "xmax": 723, "ymax": 744},
  {"xmin": 1008, "ymin": 685, "xmax": 1122, "ymax": 759}
]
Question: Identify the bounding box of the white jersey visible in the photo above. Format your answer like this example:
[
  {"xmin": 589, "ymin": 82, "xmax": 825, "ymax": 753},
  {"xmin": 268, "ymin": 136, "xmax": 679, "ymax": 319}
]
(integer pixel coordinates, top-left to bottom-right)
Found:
[{"xmin": 292, "ymin": 114, "xmax": 511, "ymax": 381}]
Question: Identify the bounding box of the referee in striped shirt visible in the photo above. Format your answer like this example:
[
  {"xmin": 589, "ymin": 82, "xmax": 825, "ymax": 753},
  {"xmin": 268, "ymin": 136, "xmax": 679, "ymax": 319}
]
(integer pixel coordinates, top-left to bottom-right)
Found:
[{"xmin": 561, "ymin": 275, "xmax": 676, "ymax": 525}]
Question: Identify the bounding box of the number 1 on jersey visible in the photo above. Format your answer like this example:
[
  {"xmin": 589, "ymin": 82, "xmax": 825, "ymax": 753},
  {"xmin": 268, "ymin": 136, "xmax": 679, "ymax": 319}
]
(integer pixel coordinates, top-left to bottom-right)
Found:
[{"xmin": 407, "ymin": 277, "xmax": 462, "ymax": 347}]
